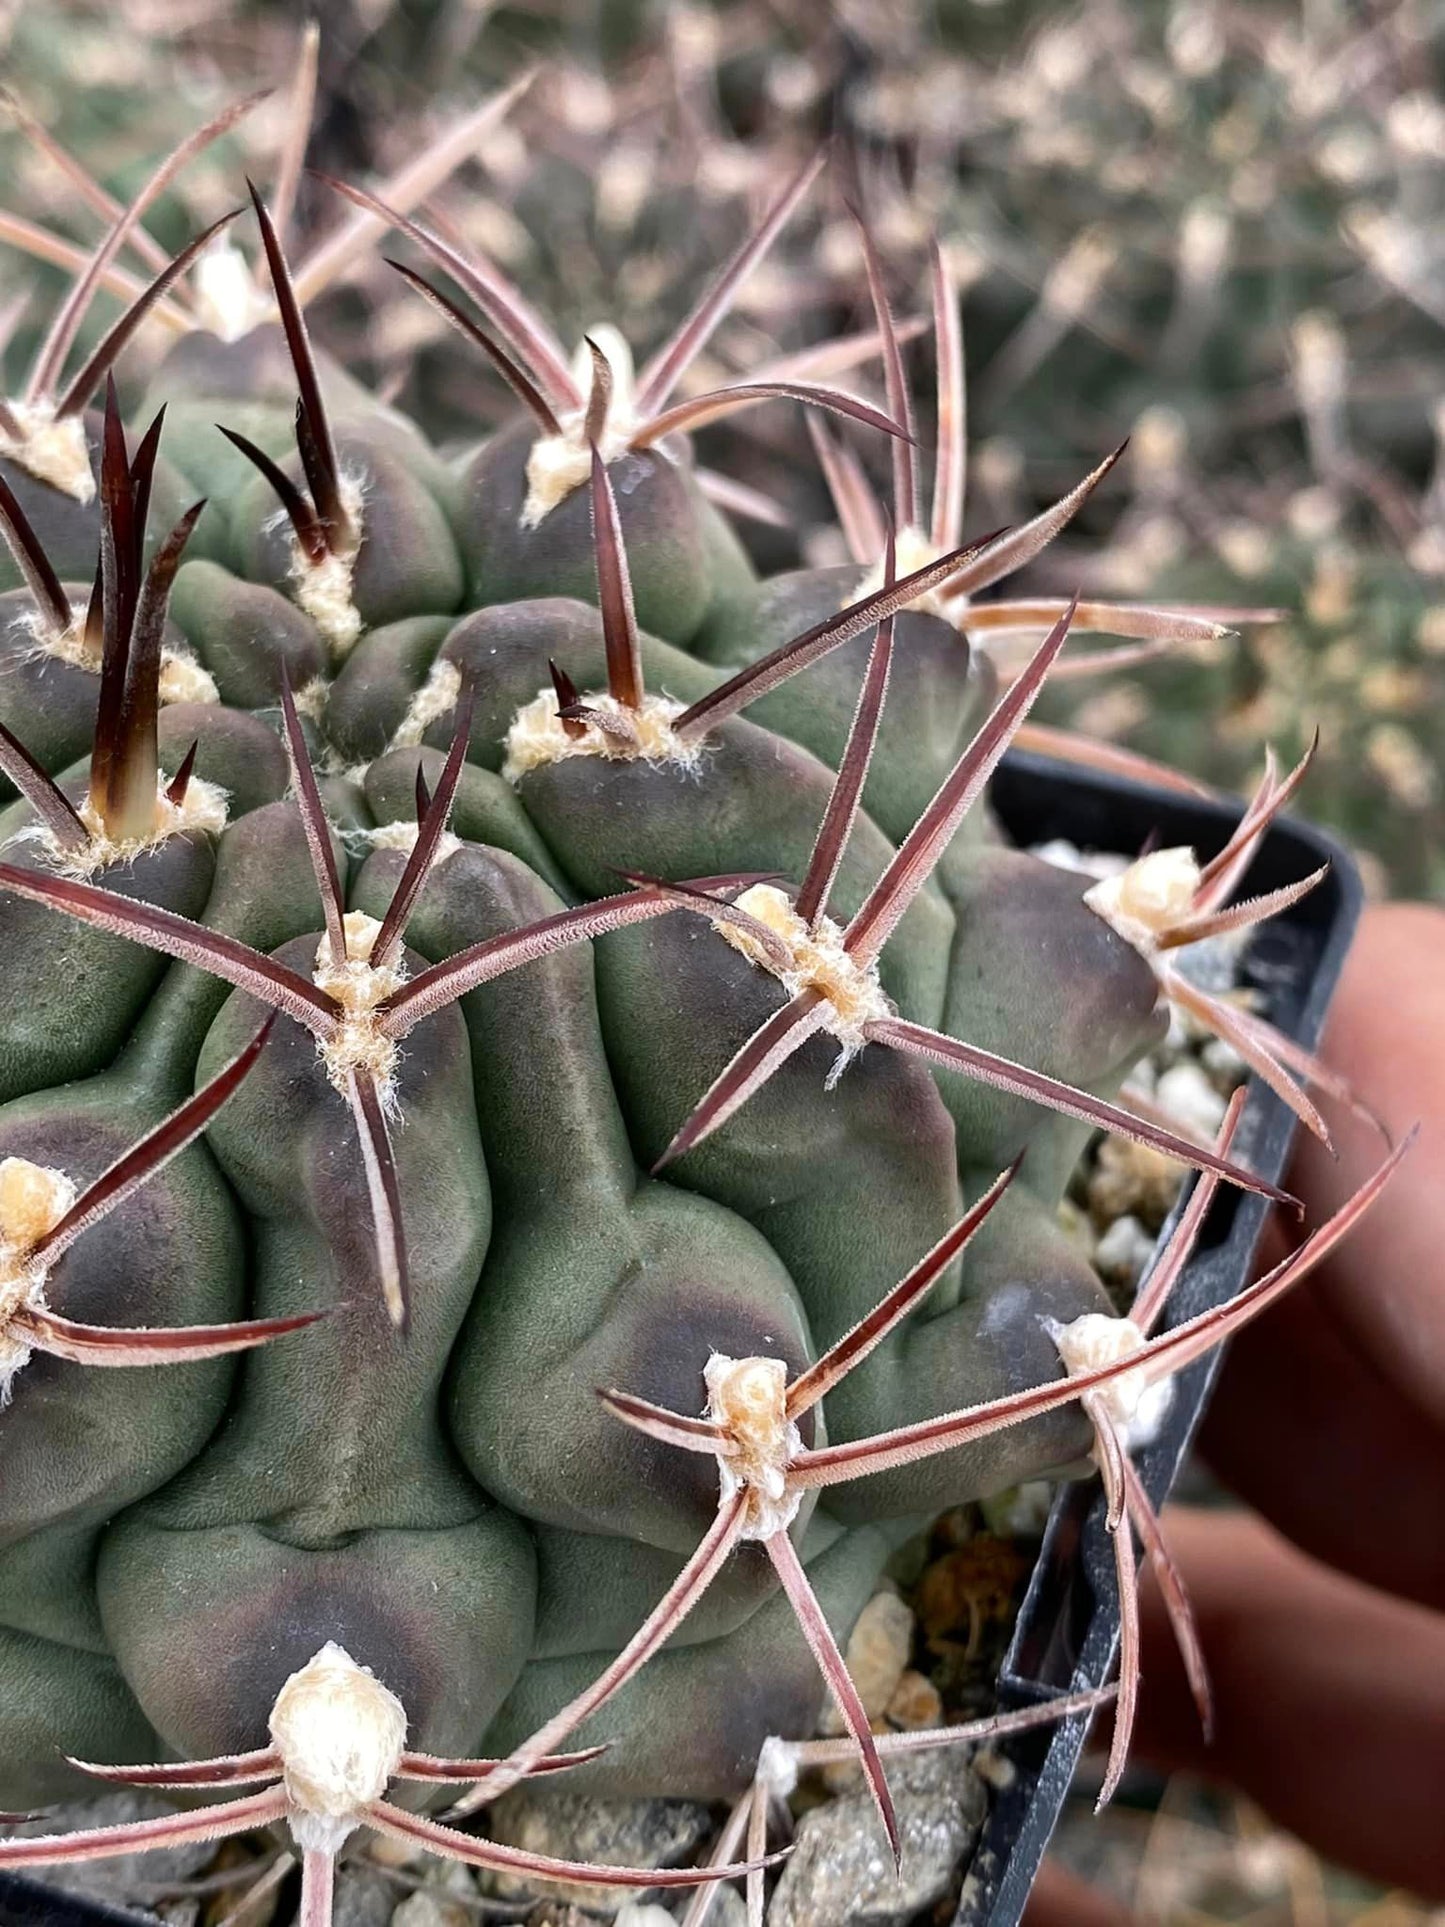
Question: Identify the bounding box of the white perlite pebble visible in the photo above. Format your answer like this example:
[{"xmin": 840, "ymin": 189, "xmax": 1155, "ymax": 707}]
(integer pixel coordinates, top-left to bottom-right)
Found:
[
  {"xmin": 978, "ymin": 1480, "xmax": 1055, "ymax": 1538},
  {"xmin": 767, "ymin": 1750, "xmax": 986, "ymax": 1927},
  {"xmin": 818, "ymin": 1589, "xmax": 914, "ymax": 1734},
  {"xmin": 613, "ymin": 1908, "xmax": 679, "ymax": 1927},
  {"xmin": 1162, "ymin": 1005, "xmax": 1192, "ymax": 1059},
  {"xmin": 1170, "ymin": 931, "xmax": 1247, "ymax": 995},
  {"xmin": 364, "ymin": 1833, "xmax": 427, "ymax": 1870},
  {"xmin": 1202, "ymin": 1037, "xmax": 1247, "ymax": 1079},
  {"xmin": 1156, "ymin": 1061, "xmax": 1229, "ymax": 1138},
  {"xmin": 1086, "ymin": 1136, "xmax": 1183, "ymax": 1232},
  {"xmin": 700, "ymin": 1884, "xmax": 748, "ymax": 1927},
  {"xmin": 971, "ymin": 1748, "xmax": 1016, "ymax": 1791},
  {"xmin": 1121, "ymin": 1058, "xmax": 1157, "ymax": 1100},
  {"xmin": 1031, "ymin": 840, "xmax": 1131, "ymax": 883},
  {"xmin": 390, "ymin": 1863, "xmax": 476, "ymax": 1927},
  {"xmin": 1093, "ymin": 1213, "xmax": 1158, "ymax": 1290},
  {"xmin": 486, "ymin": 1792, "xmax": 711, "ymax": 1914}
]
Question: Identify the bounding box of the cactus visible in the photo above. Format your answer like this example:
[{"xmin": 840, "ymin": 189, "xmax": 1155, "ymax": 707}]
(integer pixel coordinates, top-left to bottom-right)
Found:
[{"xmin": 0, "ymin": 68, "xmax": 1395, "ymax": 1922}]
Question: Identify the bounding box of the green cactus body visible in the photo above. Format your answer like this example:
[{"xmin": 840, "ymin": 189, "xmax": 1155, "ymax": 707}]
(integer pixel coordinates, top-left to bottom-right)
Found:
[{"xmin": 0, "ymin": 183, "xmax": 1214, "ymax": 1821}]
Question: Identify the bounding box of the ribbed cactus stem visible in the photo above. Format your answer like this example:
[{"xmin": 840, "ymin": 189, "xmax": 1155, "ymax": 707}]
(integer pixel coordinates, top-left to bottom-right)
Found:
[{"xmin": 0, "ymin": 73, "xmax": 1376, "ymax": 1846}]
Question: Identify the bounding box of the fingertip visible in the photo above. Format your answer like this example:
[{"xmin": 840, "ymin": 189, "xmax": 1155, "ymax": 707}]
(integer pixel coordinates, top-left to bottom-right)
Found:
[{"xmin": 1023, "ymin": 1858, "xmax": 1138, "ymax": 1927}]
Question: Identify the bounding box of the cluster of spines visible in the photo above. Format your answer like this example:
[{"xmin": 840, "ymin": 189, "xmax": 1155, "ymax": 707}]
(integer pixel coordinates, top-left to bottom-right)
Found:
[
  {"xmin": 0, "ymin": 90, "xmax": 257, "ymax": 501},
  {"xmin": 0, "ymin": 410, "xmax": 1305, "ymax": 1337},
  {"xmin": 319, "ymin": 150, "xmax": 918, "ymax": 519},
  {"xmin": 0, "ymin": 60, "xmax": 1406, "ymax": 1923},
  {"xmin": 0, "ymin": 378, "xmax": 219, "ymax": 865},
  {"xmin": 0, "ymin": 66, "xmax": 544, "ymax": 497},
  {"xmin": 220, "ymin": 185, "xmax": 360, "ymax": 586},
  {"xmin": 0, "ymin": 381, "xmax": 1396, "ymax": 1894},
  {"xmin": 0, "ymin": 1012, "xmax": 321, "ymax": 1403}
]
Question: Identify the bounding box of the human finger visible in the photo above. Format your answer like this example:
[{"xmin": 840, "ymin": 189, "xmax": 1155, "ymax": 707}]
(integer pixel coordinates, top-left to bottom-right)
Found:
[{"xmin": 1130, "ymin": 1507, "xmax": 1445, "ymax": 1899}]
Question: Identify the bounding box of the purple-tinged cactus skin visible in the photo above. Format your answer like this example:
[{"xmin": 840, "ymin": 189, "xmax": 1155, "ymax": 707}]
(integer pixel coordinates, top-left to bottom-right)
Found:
[{"xmin": 0, "ymin": 71, "xmax": 1378, "ymax": 1914}]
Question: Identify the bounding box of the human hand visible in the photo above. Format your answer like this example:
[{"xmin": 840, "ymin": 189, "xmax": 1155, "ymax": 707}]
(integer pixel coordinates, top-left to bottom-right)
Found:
[{"xmin": 1025, "ymin": 902, "xmax": 1445, "ymax": 1922}]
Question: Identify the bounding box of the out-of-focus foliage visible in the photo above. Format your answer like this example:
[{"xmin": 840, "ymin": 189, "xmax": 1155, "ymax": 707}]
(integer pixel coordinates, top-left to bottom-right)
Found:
[{"xmin": 2, "ymin": 0, "xmax": 1441, "ymax": 896}]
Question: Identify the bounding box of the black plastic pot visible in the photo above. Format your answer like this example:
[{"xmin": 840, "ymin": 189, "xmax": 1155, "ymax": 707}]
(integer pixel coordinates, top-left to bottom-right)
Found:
[
  {"xmin": 955, "ymin": 750, "xmax": 1364, "ymax": 1927},
  {"xmin": 0, "ymin": 751, "xmax": 1362, "ymax": 1927},
  {"xmin": 0, "ymin": 1879, "xmax": 156, "ymax": 1927}
]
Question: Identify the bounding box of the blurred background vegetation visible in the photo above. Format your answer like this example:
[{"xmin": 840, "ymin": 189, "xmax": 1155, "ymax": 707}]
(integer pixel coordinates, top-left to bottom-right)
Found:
[
  {"xmin": 3, "ymin": 0, "xmax": 1441, "ymax": 895},
  {"xmin": 0, "ymin": 8, "xmax": 1441, "ymax": 1909}
]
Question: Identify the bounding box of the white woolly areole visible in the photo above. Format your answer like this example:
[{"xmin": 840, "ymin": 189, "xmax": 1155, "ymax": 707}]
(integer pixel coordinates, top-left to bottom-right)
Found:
[
  {"xmin": 705, "ymin": 1352, "xmax": 803, "ymax": 1542},
  {"xmin": 289, "ymin": 476, "xmax": 366, "ymax": 659},
  {"xmin": 313, "ymin": 913, "xmax": 406, "ymax": 1103},
  {"xmin": 388, "ymin": 658, "xmax": 461, "ymax": 752},
  {"xmin": 18, "ymin": 617, "xmax": 215, "ymax": 708},
  {"xmin": 0, "ymin": 401, "xmax": 94, "ymax": 503},
  {"xmin": 157, "ymin": 649, "xmax": 220, "ymax": 708},
  {"xmin": 755, "ymin": 1734, "xmax": 800, "ymax": 1798},
  {"xmin": 0, "ymin": 1159, "xmax": 74, "ymax": 1402},
  {"xmin": 0, "ymin": 1288, "xmax": 40, "ymax": 1401},
  {"xmin": 268, "ymin": 1642, "xmax": 407, "ymax": 1855},
  {"xmin": 521, "ymin": 325, "xmax": 638, "ymax": 527},
  {"xmin": 1084, "ymin": 847, "xmax": 1202, "ymax": 957},
  {"xmin": 313, "ymin": 912, "xmax": 397, "ymax": 990},
  {"xmin": 17, "ymin": 609, "xmax": 97, "ymax": 666},
  {"xmin": 852, "ymin": 524, "xmax": 953, "ymax": 620},
  {"xmin": 191, "ymin": 237, "xmax": 272, "ymax": 343},
  {"xmin": 1045, "ymin": 1312, "xmax": 1174, "ymax": 1450},
  {"xmin": 502, "ymin": 687, "xmax": 700, "ymax": 785},
  {"xmin": 0, "ymin": 1158, "xmax": 76, "ymax": 1254},
  {"xmin": 713, "ymin": 884, "xmax": 894, "ymax": 1064},
  {"xmin": 19, "ymin": 775, "xmax": 231, "ymax": 879},
  {"xmin": 367, "ymin": 819, "xmax": 462, "ymax": 864},
  {"xmin": 292, "ymin": 677, "xmax": 332, "ymax": 728}
]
